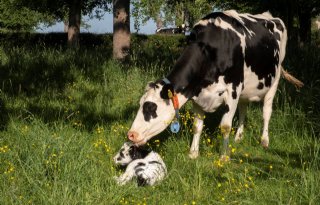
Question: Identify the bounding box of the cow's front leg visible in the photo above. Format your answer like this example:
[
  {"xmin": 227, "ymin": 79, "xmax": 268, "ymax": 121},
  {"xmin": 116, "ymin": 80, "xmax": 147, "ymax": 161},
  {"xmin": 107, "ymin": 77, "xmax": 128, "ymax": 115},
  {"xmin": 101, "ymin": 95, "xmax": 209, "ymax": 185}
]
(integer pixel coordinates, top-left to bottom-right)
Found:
[
  {"xmin": 220, "ymin": 88, "xmax": 241, "ymax": 161},
  {"xmin": 235, "ymin": 102, "xmax": 247, "ymax": 142},
  {"xmin": 189, "ymin": 105, "xmax": 205, "ymax": 159}
]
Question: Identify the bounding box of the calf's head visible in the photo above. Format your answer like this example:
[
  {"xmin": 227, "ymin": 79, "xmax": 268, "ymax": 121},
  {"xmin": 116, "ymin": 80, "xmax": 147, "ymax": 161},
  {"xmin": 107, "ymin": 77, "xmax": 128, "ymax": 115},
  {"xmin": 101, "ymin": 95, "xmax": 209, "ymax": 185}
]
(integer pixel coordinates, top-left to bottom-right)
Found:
[
  {"xmin": 113, "ymin": 142, "xmax": 150, "ymax": 165},
  {"xmin": 128, "ymin": 81, "xmax": 186, "ymax": 145}
]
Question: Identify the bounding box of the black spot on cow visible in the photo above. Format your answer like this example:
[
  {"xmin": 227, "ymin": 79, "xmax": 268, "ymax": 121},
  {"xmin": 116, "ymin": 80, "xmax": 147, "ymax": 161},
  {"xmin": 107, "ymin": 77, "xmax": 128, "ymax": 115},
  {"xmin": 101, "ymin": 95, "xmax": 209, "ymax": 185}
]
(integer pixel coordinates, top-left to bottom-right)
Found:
[
  {"xmin": 232, "ymin": 90, "xmax": 237, "ymax": 99},
  {"xmin": 160, "ymin": 83, "xmax": 174, "ymax": 99},
  {"xmin": 273, "ymin": 19, "xmax": 284, "ymax": 32},
  {"xmin": 265, "ymin": 21, "xmax": 275, "ymax": 32},
  {"xmin": 142, "ymin": 101, "xmax": 158, "ymax": 122},
  {"xmin": 257, "ymin": 82, "xmax": 264, "ymax": 89},
  {"xmin": 148, "ymin": 82, "xmax": 159, "ymax": 89},
  {"xmin": 221, "ymin": 104, "xmax": 230, "ymax": 114}
]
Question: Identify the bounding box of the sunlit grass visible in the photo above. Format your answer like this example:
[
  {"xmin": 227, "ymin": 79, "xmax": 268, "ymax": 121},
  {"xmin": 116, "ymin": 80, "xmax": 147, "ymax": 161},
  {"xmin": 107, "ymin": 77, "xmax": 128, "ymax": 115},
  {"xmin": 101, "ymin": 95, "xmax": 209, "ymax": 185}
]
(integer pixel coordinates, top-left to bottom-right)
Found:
[{"xmin": 0, "ymin": 45, "xmax": 319, "ymax": 204}]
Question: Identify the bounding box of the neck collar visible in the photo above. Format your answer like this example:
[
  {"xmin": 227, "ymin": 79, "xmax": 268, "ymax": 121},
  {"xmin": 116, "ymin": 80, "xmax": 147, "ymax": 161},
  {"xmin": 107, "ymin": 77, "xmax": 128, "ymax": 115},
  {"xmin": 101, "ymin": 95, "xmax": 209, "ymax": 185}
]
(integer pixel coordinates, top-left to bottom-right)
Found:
[{"xmin": 163, "ymin": 78, "xmax": 181, "ymax": 133}]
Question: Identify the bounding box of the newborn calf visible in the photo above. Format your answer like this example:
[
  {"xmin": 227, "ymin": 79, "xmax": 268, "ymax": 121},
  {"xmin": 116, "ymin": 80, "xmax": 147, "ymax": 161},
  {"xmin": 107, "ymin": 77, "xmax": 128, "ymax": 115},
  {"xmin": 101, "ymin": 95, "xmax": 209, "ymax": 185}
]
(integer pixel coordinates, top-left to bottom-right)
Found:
[{"xmin": 113, "ymin": 142, "xmax": 167, "ymax": 186}]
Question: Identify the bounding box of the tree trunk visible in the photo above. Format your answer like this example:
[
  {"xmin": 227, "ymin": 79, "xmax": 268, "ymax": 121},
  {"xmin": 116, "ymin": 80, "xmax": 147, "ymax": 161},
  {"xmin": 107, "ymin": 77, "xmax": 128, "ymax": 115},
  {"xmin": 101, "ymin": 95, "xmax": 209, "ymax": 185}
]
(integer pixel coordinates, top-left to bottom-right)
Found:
[
  {"xmin": 113, "ymin": 0, "xmax": 130, "ymax": 60},
  {"xmin": 298, "ymin": 9, "xmax": 312, "ymax": 45},
  {"xmin": 64, "ymin": 20, "xmax": 68, "ymax": 33},
  {"xmin": 68, "ymin": 0, "xmax": 81, "ymax": 48}
]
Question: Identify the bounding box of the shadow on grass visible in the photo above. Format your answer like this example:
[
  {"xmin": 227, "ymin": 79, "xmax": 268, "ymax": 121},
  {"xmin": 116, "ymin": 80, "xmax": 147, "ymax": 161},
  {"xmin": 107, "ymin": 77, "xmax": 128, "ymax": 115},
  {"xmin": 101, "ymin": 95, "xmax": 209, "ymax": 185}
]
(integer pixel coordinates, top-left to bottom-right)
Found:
[
  {"xmin": 0, "ymin": 46, "xmax": 112, "ymax": 97},
  {"xmin": 0, "ymin": 97, "xmax": 9, "ymax": 130},
  {"xmin": 17, "ymin": 103, "xmax": 139, "ymax": 132}
]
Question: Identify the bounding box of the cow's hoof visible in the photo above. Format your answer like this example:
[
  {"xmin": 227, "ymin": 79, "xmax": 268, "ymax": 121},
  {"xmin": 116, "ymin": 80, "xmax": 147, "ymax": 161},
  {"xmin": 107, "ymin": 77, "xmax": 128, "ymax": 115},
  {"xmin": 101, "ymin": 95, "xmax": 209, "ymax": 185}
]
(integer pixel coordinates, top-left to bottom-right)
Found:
[
  {"xmin": 261, "ymin": 139, "xmax": 269, "ymax": 149},
  {"xmin": 188, "ymin": 151, "xmax": 199, "ymax": 159},
  {"xmin": 219, "ymin": 154, "xmax": 230, "ymax": 162},
  {"xmin": 234, "ymin": 133, "xmax": 243, "ymax": 143}
]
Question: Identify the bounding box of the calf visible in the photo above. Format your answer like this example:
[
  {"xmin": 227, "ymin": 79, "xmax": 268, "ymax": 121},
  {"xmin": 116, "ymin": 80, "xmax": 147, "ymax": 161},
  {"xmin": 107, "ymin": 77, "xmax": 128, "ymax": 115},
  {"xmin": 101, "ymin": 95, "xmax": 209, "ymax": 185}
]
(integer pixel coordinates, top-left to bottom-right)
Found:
[
  {"xmin": 128, "ymin": 10, "xmax": 302, "ymax": 160},
  {"xmin": 113, "ymin": 142, "xmax": 167, "ymax": 186}
]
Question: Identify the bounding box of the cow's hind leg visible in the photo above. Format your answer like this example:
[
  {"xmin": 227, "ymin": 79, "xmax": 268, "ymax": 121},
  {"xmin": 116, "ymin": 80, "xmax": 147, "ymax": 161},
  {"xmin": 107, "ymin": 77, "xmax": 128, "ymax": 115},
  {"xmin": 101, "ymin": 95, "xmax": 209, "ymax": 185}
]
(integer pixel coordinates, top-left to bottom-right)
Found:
[
  {"xmin": 235, "ymin": 101, "xmax": 247, "ymax": 143},
  {"xmin": 261, "ymin": 69, "xmax": 281, "ymax": 148},
  {"xmin": 189, "ymin": 104, "xmax": 205, "ymax": 159}
]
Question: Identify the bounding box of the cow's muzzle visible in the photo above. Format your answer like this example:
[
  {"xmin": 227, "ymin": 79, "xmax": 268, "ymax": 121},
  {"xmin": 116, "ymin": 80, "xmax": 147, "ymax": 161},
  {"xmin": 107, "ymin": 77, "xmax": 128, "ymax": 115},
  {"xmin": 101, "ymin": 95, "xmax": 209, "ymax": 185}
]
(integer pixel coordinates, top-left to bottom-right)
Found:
[{"xmin": 127, "ymin": 131, "xmax": 145, "ymax": 145}]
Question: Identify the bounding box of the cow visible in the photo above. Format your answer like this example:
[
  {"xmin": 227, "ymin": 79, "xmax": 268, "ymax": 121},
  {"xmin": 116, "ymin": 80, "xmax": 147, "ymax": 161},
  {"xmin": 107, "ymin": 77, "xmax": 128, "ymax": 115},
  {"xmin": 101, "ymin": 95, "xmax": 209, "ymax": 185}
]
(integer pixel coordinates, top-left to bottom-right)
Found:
[{"xmin": 128, "ymin": 10, "xmax": 302, "ymax": 160}]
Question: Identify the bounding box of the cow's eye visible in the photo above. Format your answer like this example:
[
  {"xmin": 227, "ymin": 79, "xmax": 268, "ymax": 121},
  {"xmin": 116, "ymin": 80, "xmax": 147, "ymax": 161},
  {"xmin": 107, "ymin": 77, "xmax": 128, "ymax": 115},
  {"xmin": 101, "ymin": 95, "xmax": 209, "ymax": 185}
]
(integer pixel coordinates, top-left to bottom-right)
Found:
[{"xmin": 142, "ymin": 101, "xmax": 158, "ymax": 122}]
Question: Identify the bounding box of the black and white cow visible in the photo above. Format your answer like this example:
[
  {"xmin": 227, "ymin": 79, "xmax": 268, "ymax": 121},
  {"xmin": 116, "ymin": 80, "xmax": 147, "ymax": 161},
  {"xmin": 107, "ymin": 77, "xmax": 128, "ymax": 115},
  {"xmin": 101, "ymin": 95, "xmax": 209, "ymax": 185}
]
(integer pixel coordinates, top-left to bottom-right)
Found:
[{"xmin": 128, "ymin": 10, "xmax": 299, "ymax": 159}]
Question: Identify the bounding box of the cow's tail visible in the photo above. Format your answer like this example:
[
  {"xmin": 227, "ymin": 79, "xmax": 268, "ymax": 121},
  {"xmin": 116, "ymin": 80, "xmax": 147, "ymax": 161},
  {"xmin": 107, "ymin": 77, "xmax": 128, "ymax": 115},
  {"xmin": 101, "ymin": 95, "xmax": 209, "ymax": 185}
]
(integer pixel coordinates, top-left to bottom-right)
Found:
[{"xmin": 281, "ymin": 66, "xmax": 304, "ymax": 88}]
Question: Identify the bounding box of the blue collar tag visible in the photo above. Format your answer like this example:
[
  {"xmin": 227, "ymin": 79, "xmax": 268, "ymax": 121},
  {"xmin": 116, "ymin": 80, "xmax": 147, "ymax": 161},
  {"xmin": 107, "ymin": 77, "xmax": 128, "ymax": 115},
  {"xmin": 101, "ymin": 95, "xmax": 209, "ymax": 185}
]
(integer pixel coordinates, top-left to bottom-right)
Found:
[{"xmin": 170, "ymin": 121, "xmax": 180, "ymax": 133}]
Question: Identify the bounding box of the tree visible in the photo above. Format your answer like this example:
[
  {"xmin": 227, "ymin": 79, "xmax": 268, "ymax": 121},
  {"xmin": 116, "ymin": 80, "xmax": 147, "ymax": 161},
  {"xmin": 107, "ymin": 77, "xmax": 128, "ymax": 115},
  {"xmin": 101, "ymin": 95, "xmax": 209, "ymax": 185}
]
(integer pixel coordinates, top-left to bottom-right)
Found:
[
  {"xmin": 68, "ymin": 0, "xmax": 82, "ymax": 47},
  {"xmin": 132, "ymin": 0, "xmax": 213, "ymax": 31},
  {"xmin": 113, "ymin": 0, "xmax": 130, "ymax": 60},
  {"xmin": 0, "ymin": 0, "xmax": 54, "ymax": 31},
  {"xmin": 16, "ymin": 0, "xmax": 110, "ymax": 47}
]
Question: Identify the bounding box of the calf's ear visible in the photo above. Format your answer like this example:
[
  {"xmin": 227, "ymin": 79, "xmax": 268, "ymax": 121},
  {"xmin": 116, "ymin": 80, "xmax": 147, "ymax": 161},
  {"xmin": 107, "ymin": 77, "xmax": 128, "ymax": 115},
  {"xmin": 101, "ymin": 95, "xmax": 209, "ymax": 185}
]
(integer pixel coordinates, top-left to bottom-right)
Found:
[{"xmin": 160, "ymin": 83, "xmax": 174, "ymax": 99}]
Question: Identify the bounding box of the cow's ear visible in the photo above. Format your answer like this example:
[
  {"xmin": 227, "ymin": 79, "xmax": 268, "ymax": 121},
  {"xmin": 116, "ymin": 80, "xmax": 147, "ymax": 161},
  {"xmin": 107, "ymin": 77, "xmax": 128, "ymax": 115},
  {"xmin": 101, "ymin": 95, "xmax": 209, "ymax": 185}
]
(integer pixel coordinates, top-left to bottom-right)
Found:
[{"xmin": 160, "ymin": 83, "xmax": 174, "ymax": 99}]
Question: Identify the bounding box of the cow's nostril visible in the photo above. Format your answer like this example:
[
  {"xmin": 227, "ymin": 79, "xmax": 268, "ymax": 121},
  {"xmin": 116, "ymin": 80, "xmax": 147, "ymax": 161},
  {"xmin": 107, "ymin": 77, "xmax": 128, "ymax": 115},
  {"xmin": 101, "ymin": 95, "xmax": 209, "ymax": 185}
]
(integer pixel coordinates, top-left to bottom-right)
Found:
[{"xmin": 127, "ymin": 131, "xmax": 138, "ymax": 142}]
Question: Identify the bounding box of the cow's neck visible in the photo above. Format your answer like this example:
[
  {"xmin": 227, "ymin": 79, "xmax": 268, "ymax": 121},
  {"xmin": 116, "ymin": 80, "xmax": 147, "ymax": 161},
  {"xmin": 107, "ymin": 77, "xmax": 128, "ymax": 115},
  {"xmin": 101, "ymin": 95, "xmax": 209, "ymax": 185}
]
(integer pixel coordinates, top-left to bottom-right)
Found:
[{"xmin": 175, "ymin": 92, "xmax": 189, "ymax": 109}]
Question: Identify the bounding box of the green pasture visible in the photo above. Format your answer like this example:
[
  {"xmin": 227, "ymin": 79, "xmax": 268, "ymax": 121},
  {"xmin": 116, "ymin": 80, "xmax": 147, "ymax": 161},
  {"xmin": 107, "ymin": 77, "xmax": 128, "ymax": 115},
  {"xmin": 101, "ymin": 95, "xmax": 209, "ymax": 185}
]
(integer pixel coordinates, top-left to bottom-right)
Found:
[{"xmin": 0, "ymin": 34, "xmax": 319, "ymax": 204}]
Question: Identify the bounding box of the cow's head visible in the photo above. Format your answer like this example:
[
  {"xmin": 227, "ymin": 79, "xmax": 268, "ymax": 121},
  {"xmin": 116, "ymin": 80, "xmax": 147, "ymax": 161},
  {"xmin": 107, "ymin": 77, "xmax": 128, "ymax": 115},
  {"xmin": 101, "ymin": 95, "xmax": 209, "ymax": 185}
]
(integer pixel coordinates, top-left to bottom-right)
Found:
[{"xmin": 127, "ymin": 80, "xmax": 187, "ymax": 145}]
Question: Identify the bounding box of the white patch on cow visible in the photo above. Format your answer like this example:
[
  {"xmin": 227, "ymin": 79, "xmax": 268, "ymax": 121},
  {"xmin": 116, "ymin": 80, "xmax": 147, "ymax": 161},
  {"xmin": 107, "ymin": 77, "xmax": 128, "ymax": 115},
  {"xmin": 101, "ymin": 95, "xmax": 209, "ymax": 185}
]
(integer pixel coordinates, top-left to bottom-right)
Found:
[
  {"xmin": 239, "ymin": 14, "xmax": 257, "ymax": 22},
  {"xmin": 224, "ymin": 10, "xmax": 245, "ymax": 24},
  {"xmin": 223, "ymin": 11, "xmax": 255, "ymax": 37},
  {"xmin": 249, "ymin": 12, "xmax": 273, "ymax": 20},
  {"xmin": 240, "ymin": 66, "xmax": 272, "ymax": 102},
  {"xmin": 194, "ymin": 18, "xmax": 213, "ymax": 26},
  {"xmin": 192, "ymin": 76, "xmax": 226, "ymax": 112}
]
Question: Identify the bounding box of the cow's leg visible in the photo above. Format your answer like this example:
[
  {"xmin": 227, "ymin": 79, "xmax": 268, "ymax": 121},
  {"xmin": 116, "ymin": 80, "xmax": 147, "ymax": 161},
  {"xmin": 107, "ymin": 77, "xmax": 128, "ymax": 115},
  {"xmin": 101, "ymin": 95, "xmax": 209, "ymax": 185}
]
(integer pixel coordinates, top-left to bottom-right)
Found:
[
  {"xmin": 189, "ymin": 104, "xmax": 205, "ymax": 159},
  {"xmin": 219, "ymin": 87, "xmax": 241, "ymax": 161},
  {"xmin": 261, "ymin": 69, "xmax": 281, "ymax": 148},
  {"xmin": 235, "ymin": 101, "xmax": 247, "ymax": 142}
]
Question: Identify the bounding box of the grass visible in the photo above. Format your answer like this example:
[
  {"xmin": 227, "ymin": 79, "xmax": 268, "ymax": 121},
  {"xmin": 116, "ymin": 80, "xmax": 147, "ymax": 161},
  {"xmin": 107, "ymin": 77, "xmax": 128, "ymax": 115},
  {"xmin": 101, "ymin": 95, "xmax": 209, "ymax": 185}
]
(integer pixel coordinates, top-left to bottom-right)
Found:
[{"xmin": 0, "ymin": 40, "xmax": 319, "ymax": 204}]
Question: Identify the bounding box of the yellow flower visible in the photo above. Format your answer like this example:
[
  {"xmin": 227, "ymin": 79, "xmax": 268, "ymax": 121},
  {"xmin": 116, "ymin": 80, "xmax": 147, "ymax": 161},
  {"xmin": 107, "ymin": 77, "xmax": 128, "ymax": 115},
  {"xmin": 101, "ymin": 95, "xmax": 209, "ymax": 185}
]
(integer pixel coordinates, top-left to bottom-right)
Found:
[
  {"xmin": 231, "ymin": 148, "xmax": 236, "ymax": 153},
  {"xmin": 217, "ymin": 183, "xmax": 222, "ymax": 188},
  {"xmin": 269, "ymin": 165, "xmax": 273, "ymax": 169}
]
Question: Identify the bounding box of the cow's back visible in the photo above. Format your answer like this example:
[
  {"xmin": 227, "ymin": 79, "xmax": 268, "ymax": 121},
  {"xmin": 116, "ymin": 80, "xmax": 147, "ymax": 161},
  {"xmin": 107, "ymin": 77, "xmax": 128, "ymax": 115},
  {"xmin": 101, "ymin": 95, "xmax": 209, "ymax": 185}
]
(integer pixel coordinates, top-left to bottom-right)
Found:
[{"xmin": 192, "ymin": 10, "xmax": 287, "ymax": 102}]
